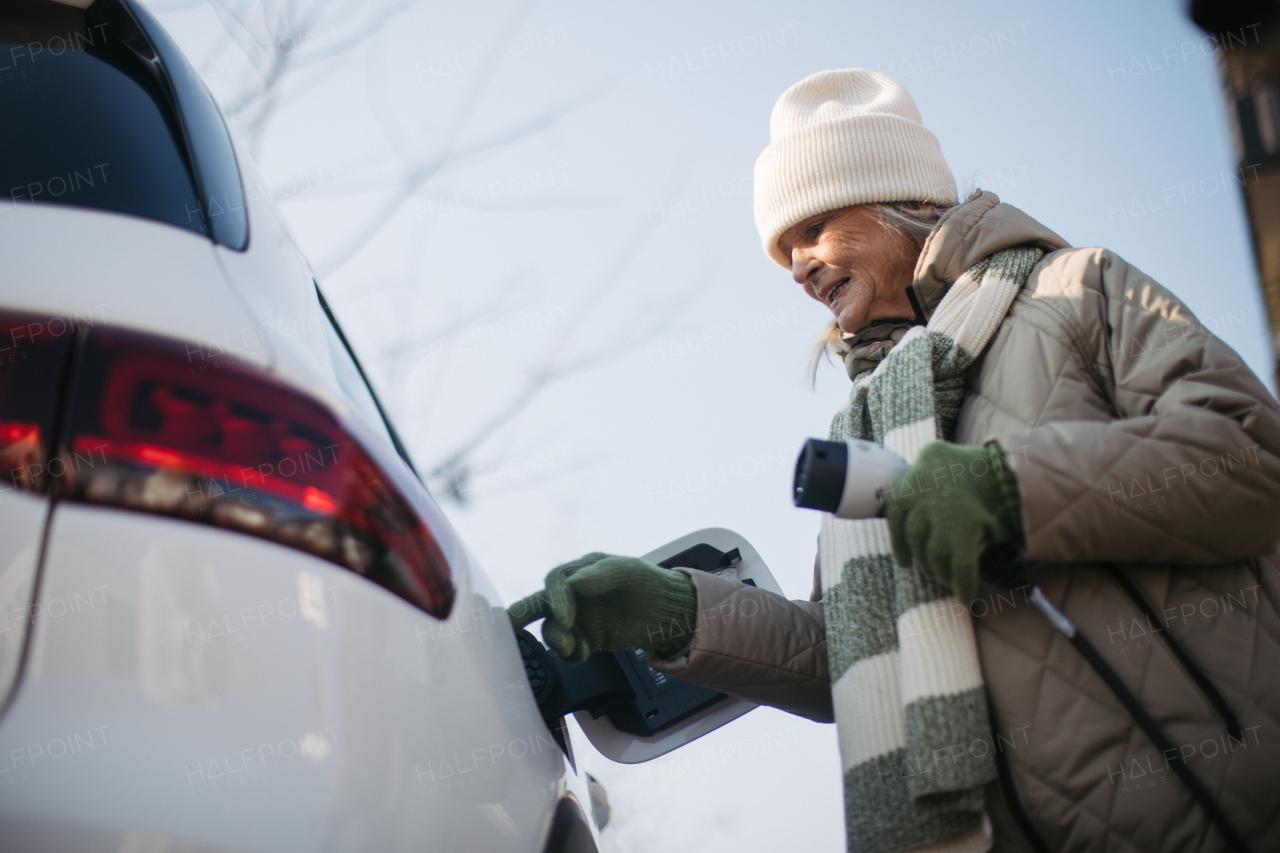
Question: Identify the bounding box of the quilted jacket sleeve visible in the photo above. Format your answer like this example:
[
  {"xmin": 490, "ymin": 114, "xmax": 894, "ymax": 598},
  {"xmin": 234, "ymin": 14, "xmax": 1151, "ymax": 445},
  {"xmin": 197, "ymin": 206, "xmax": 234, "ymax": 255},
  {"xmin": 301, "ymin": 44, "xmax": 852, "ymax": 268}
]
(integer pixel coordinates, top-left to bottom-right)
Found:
[
  {"xmin": 646, "ymin": 567, "xmax": 833, "ymax": 723},
  {"xmin": 993, "ymin": 247, "xmax": 1280, "ymax": 565}
]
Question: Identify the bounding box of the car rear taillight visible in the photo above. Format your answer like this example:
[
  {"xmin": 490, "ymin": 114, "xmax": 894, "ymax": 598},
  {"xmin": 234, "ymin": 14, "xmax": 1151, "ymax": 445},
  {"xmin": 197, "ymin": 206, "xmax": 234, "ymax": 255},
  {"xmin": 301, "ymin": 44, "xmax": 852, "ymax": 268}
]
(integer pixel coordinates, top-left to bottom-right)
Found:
[
  {"xmin": 0, "ymin": 311, "xmax": 79, "ymax": 491},
  {"xmin": 54, "ymin": 326, "xmax": 453, "ymax": 619}
]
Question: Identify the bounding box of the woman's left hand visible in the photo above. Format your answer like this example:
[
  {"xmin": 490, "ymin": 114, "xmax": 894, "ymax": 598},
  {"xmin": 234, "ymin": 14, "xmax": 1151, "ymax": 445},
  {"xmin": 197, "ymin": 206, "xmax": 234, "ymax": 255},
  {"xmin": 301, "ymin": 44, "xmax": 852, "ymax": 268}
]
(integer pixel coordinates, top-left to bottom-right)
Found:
[{"xmin": 884, "ymin": 441, "xmax": 1024, "ymax": 603}]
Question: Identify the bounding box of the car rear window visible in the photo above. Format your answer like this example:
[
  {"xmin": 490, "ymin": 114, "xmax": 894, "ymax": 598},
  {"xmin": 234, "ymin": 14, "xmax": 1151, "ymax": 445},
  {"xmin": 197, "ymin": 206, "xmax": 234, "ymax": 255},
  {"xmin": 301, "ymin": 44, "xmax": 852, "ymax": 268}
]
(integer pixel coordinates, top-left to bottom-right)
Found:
[{"xmin": 0, "ymin": 0, "xmax": 247, "ymax": 248}]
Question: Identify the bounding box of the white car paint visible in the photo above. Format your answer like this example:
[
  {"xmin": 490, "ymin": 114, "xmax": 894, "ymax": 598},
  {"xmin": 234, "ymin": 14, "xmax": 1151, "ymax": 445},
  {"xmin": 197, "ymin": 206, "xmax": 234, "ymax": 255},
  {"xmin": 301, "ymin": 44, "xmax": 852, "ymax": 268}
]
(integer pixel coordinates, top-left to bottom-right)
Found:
[
  {"xmin": 0, "ymin": 142, "xmax": 602, "ymax": 853},
  {"xmin": 0, "ymin": 489, "xmax": 47, "ymax": 710},
  {"xmin": 0, "ymin": 9, "xmax": 610, "ymax": 848},
  {"xmin": 0, "ymin": 204, "xmax": 272, "ymax": 372},
  {"xmin": 212, "ymin": 149, "xmax": 394, "ymax": 448},
  {"xmin": 0, "ymin": 503, "xmax": 575, "ymax": 852}
]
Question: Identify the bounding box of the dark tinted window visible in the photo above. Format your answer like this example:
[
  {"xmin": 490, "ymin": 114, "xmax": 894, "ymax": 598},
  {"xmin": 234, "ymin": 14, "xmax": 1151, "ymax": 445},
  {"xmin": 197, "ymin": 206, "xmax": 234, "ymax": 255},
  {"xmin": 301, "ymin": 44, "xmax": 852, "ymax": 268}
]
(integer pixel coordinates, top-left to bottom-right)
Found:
[
  {"xmin": 0, "ymin": 0, "xmax": 247, "ymax": 248},
  {"xmin": 127, "ymin": 0, "xmax": 248, "ymax": 249}
]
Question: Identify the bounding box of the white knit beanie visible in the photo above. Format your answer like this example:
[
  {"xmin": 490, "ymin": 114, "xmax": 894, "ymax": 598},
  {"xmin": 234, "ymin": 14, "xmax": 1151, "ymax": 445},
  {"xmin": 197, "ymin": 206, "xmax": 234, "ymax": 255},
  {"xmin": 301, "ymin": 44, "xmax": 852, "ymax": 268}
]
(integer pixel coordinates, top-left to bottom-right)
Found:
[{"xmin": 753, "ymin": 68, "xmax": 957, "ymax": 268}]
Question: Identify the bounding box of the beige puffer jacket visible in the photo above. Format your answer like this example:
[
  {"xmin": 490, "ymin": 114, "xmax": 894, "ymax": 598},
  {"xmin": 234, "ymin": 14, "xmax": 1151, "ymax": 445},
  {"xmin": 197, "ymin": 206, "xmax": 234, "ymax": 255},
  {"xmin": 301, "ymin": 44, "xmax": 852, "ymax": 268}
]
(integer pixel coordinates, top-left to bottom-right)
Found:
[{"xmin": 649, "ymin": 191, "xmax": 1280, "ymax": 852}]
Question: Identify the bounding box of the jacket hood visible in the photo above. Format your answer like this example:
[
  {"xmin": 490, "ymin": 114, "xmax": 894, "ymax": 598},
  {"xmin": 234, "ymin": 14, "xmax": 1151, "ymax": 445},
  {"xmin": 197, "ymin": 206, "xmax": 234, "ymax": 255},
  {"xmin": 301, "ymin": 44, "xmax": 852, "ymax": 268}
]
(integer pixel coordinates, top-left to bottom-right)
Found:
[
  {"xmin": 839, "ymin": 191, "xmax": 1070, "ymax": 379},
  {"xmin": 910, "ymin": 189, "xmax": 1072, "ymax": 321}
]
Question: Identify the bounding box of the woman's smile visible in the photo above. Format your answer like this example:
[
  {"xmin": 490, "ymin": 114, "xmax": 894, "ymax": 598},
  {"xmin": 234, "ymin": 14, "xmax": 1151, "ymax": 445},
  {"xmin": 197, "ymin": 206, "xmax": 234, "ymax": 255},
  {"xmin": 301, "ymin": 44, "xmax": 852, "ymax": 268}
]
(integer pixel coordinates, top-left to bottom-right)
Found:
[{"xmin": 780, "ymin": 205, "xmax": 920, "ymax": 333}]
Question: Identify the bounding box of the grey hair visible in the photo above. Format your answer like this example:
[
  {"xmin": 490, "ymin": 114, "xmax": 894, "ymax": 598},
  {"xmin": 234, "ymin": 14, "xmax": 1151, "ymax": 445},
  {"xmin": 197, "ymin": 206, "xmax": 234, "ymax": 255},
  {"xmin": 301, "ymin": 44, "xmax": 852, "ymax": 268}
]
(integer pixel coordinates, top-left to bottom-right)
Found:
[{"xmin": 807, "ymin": 199, "xmax": 958, "ymax": 383}]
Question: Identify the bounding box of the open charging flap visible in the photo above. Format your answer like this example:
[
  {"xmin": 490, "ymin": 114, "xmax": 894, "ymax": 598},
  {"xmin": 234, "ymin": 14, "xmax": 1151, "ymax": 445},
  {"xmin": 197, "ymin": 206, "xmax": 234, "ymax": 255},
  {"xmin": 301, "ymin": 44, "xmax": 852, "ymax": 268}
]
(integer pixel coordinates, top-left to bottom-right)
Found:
[{"xmin": 514, "ymin": 528, "xmax": 783, "ymax": 763}]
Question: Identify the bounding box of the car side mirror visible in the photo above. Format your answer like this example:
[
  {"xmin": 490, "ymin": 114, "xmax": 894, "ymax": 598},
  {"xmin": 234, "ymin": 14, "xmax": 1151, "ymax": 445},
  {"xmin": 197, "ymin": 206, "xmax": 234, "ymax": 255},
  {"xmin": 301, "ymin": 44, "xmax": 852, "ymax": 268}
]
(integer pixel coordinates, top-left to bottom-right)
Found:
[{"xmin": 515, "ymin": 527, "xmax": 782, "ymax": 763}]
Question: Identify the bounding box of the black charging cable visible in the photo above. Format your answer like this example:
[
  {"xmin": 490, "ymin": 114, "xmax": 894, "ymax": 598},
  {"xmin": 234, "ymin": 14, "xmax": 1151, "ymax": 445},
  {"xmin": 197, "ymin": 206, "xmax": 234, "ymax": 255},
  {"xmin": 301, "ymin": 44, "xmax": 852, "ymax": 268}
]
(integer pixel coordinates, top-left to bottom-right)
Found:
[
  {"xmin": 980, "ymin": 545, "xmax": 1252, "ymax": 853},
  {"xmin": 1100, "ymin": 564, "xmax": 1244, "ymax": 740}
]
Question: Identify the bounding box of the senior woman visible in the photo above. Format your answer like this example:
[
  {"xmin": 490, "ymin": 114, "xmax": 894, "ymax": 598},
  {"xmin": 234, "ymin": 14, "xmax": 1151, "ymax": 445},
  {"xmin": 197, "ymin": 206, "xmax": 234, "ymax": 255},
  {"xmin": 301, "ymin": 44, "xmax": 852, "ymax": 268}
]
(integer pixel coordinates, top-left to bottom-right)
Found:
[{"xmin": 509, "ymin": 70, "xmax": 1280, "ymax": 852}]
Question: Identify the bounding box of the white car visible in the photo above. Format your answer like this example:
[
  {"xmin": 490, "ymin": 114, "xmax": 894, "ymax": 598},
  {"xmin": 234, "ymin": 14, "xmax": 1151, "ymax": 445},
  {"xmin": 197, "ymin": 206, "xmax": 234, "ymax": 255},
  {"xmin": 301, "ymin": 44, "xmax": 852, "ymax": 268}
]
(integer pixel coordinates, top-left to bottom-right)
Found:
[{"xmin": 0, "ymin": 2, "xmax": 768, "ymax": 851}]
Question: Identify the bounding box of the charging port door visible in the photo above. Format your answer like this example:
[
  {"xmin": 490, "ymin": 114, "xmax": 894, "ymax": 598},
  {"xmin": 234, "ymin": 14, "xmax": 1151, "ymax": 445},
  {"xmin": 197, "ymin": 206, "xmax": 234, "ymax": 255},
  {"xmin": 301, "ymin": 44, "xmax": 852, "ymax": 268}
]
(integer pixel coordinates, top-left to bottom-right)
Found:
[{"xmin": 517, "ymin": 528, "xmax": 784, "ymax": 764}]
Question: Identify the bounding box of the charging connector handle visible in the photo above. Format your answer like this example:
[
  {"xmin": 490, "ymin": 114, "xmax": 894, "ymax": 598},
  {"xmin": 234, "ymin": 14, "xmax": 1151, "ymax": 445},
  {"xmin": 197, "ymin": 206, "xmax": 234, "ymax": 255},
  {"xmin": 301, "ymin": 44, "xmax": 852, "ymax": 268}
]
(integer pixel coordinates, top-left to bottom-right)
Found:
[
  {"xmin": 793, "ymin": 438, "xmax": 910, "ymax": 519},
  {"xmin": 793, "ymin": 438, "xmax": 847, "ymax": 512}
]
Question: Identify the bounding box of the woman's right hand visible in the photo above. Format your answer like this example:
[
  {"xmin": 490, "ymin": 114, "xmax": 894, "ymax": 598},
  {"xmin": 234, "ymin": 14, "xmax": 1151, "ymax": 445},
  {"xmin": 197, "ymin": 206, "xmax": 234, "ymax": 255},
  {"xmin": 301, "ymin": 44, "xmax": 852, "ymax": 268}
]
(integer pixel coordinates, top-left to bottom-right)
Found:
[{"xmin": 507, "ymin": 553, "xmax": 698, "ymax": 664}]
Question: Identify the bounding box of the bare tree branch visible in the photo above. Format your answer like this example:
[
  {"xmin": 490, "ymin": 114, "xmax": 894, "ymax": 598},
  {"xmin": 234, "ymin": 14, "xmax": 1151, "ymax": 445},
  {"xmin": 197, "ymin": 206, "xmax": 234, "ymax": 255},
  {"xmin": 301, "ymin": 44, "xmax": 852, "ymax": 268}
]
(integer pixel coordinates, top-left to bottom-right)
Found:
[
  {"xmin": 316, "ymin": 88, "xmax": 609, "ymax": 279},
  {"xmin": 175, "ymin": 0, "xmax": 697, "ymax": 506},
  {"xmin": 445, "ymin": 449, "xmax": 605, "ymax": 505},
  {"xmin": 201, "ymin": 0, "xmax": 416, "ymax": 153},
  {"xmin": 419, "ymin": 204, "xmax": 704, "ymax": 498},
  {"xmin": 309, "ymin": 4, "xmax": 632, "ymax": 277}
]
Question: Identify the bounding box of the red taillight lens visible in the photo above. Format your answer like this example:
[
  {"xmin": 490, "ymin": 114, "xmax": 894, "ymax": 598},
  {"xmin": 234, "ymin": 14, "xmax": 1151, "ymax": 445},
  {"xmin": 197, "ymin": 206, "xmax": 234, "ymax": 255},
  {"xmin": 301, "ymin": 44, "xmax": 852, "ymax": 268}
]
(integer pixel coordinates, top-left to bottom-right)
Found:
[
  {"xmin": 58, "ymin": 327, "xmax": 453, "ymax": 619},
  {"xmin": 0, "ymin": 311, "xmax": 79, "ymax": 491}
]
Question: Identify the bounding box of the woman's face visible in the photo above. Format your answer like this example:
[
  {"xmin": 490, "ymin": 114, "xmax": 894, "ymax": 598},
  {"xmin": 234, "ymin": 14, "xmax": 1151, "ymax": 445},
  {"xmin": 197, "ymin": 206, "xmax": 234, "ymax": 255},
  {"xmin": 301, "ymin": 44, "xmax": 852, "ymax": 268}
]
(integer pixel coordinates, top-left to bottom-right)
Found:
[{"xmin": 778, "ymin": 205, "xmax": 921, "ymax": 334}]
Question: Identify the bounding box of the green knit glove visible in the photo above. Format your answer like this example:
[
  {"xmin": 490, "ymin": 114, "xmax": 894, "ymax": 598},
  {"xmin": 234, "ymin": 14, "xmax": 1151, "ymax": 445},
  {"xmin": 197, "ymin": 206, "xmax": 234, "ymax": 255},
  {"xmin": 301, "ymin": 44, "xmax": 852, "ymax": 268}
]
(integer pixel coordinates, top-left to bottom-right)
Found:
[
  {"xmin": 507, "ymin": 553, "xmax": 698, "ymax": 664},
  {"xmin": 885, "ymin": 441, "xmax": 1024, "ymax": 604}
]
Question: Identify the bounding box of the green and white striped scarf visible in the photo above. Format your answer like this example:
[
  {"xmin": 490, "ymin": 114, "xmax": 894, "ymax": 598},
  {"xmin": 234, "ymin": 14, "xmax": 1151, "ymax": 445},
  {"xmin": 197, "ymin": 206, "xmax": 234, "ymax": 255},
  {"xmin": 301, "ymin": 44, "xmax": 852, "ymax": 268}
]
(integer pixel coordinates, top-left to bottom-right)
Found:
[{"xmin": 822, "ymin": 245, "xmax": 1044, "ymax": 853}]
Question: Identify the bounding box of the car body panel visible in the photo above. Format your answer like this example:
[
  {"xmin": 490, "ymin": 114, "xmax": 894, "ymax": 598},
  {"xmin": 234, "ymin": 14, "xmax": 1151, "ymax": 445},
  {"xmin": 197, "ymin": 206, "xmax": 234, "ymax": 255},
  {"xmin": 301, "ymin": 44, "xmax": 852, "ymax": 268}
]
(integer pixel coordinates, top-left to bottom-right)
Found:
[
  {"xmin": 0, "ymin": 5, "xmax": 609, "ymax": 847},
  {"xmin": 211, "ymin": 150, "xmax": 396, "ymax": 448},
  {"xmin": 0, "ymin": 143, "xmax": 602, "ymax": 853},
  {"xmin": 0, "ymin": 503, "xmax": 568, "ymax": 852},
  {"xmin": 0, "ymin": 204, "xmax": 272, "ymax": 371},
  {"xmin": 0, "ymin": 489, "xmax": 48, "ymax": 711}
]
